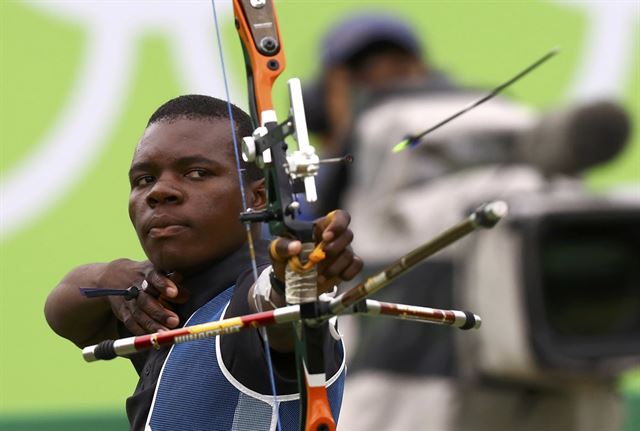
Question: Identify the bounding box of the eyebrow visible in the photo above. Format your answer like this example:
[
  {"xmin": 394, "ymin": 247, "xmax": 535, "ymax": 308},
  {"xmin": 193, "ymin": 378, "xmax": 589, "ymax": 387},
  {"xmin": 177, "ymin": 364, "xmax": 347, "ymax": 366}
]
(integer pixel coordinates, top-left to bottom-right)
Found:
[
  {"xmin": 175, "ymin": 155, "xmax": 220, "ymax": 168},
  {"xmin": 128, "ymin": 162, "xmax": 152, "ymax": 178},
  {"xmin": 128, "ymin": 155, "xmax": 223, "ymax": 178}
]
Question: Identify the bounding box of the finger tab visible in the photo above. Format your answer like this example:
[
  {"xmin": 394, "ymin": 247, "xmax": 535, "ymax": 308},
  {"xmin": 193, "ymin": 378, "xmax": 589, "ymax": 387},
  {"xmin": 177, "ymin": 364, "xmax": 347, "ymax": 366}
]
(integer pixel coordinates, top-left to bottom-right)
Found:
[{"xmin": 309, "ymin": 243, "xmax": 326, "ymax": 263}]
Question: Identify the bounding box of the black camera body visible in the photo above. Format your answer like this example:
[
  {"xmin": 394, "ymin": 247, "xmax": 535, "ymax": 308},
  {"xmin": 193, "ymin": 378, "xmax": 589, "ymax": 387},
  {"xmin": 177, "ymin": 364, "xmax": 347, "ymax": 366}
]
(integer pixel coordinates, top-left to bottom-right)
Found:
[{"xmin": 461, "ymin": 192, "xmax": 640, "ymax": 384}]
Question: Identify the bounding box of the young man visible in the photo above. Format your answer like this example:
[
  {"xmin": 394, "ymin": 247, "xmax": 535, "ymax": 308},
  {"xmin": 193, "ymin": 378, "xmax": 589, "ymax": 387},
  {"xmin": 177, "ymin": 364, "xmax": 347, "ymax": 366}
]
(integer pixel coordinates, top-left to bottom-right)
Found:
[{"xmin": 45, "ymin": 95, "xmax": 362, "ymax": 430}]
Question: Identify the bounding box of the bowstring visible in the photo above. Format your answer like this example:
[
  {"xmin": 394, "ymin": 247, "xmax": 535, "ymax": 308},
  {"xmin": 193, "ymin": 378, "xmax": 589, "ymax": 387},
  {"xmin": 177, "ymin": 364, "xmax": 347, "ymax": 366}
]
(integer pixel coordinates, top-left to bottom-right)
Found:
[{"xmin": 210, "ymin": 2, "xmax": 282, "ymax": 430}]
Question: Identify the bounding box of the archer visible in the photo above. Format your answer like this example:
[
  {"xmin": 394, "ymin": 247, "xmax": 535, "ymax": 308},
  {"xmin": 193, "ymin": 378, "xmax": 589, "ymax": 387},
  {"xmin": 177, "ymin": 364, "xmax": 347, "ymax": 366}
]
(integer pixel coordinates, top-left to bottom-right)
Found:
[{"xmin": 44, "ymin": 95, "xmax": 363, "ymax": 430}]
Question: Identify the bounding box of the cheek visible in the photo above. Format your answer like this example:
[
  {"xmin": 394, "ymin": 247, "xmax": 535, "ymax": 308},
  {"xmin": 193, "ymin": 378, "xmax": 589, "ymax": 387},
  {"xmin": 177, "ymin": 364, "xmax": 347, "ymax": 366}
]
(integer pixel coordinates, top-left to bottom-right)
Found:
[
  {"xmin": 128, "ymin": 197, "xmax": 135, "ymax": 223},
  {"xmin": 214, "ymin": 181, "xmax": 244, "ymax": 211},
  {"xmin": 196, "ymin": 188, "xmax": 244, "ymax": 234},
  {"xmin": 205, "ymin": 196, "xmax": 241, "ymax": 227},
  {"xmin": 128, "ymin": 193, "xmax": 145, "ymax": 237}
]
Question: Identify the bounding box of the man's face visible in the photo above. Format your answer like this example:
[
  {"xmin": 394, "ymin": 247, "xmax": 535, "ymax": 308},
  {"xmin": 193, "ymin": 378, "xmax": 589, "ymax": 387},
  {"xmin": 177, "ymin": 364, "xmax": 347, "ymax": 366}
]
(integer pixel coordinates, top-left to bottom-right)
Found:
[{"xmin": 128, "ymin": 117, "xmax": 264, "ymax": 273}]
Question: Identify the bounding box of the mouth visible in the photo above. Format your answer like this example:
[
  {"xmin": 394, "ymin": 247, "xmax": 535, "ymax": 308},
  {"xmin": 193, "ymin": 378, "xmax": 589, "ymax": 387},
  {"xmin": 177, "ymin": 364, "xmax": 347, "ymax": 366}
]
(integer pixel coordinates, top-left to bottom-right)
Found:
[
  {"xmin": 145, "ymin": 215, "xmax": 190, "ymax": 239},
  {"xmin": 148, "ymin": 224, "xmax": 189, "ymax": 239}
]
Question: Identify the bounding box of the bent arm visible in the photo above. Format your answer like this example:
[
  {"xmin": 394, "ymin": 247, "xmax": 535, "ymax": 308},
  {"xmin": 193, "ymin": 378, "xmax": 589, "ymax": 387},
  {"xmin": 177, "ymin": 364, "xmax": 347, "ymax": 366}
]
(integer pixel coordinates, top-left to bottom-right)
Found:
[{"xmin": 44, "ymin": 259, "xmax": 147, "ymax": 348}]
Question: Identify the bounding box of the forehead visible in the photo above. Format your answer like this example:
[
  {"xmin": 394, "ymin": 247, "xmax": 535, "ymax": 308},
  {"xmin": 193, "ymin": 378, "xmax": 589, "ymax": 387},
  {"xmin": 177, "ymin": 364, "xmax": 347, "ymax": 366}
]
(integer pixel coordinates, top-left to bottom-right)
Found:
[{"xmin": 133, "ymin": 117, "xmax": 235, "ymax": 164}]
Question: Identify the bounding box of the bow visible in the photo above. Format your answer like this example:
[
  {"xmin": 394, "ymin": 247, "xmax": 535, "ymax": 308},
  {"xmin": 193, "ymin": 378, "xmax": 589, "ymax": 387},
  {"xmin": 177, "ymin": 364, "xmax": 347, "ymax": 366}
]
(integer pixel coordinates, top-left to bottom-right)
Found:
[{"xmin": 213, "ymin": 1, "xmax": 334, "ymax": 430}]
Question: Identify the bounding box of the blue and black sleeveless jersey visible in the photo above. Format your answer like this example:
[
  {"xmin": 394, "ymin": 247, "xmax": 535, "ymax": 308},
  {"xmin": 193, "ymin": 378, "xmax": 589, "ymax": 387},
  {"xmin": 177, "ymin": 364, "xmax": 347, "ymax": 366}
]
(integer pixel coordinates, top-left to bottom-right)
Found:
[{"xmin": 123, "ymin": 241, "xmax": 345, "ymax": 431}]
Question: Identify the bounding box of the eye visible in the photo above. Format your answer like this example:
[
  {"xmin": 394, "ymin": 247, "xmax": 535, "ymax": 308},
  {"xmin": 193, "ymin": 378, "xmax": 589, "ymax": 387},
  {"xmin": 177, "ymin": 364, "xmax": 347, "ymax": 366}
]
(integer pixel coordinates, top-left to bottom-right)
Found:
[
  {"xmin": 185, "ymin": 169, "xmax": 209, "ymax": 179},
  {"xmin": 133, "ymin": 175, "xmax": 155, "ymax": 187}
]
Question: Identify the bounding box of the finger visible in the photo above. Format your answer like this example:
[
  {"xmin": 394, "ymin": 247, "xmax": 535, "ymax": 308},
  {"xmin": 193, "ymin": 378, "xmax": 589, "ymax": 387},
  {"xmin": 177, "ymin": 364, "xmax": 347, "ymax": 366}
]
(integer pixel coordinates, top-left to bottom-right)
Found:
[
  {"xmin": 164, "ymin": 272, "xmax": 190, "ymax": 304},
  {"xmin": 339, "ymin": 255, "xmax": 364, "ymax": 281},
  {"xmin": 146, "ymin": 271, "xmax": 179, "ymax": 299},
  {"xmin": 121, "ymin": 312, "xmax": 148, "ymax": 335},
  {"xmin": 136, "ymin": 292, "xmax": 180, "ymax": 328},
  {"xmin": 270, "ymin": 237, "xmax": 302, "ymax": 261},
  {"xmin": 128, "ymin": 302, "xmax": 170, "ymax": 333},
  {"xmin": 321, "ymin": 228, "xmax": 354, "ymax": 259},
  {"xmin": 315, "ymin": 210, "xmax": 350, "ymax": 243},
  {"xmin": 320, "ymin": 247, "xmax": 355, "ymax": 280},
  {"xmin": 318, "ymin": 254, "xmax": 363, "ymax": 288},
  {"xmin": 111, "ymin": 298, "xmax": 147, "ymax": 336}
]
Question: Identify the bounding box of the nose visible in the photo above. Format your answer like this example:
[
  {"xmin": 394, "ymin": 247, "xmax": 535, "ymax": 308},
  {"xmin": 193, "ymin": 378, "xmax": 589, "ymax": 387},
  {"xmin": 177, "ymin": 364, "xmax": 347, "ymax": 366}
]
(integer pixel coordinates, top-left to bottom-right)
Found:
[{"xmin": 145, "ymin": 178, "xmax": 184, "ymax": 207}]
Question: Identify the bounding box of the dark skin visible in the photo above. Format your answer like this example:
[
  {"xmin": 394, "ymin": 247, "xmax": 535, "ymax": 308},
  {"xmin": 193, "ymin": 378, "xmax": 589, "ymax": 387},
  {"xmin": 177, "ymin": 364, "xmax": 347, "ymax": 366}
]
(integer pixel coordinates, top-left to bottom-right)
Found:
[{"xmin": 45, "ymin": 117, "xmax": 362, "ymax": 350}]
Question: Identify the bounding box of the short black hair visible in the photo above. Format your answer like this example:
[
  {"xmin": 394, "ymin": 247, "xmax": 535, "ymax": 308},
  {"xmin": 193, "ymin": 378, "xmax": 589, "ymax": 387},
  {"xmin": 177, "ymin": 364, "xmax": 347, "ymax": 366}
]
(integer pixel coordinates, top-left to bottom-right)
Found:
[{"xmin": 147, "ymin": 94, "xmax": 263, "ymax": 181}]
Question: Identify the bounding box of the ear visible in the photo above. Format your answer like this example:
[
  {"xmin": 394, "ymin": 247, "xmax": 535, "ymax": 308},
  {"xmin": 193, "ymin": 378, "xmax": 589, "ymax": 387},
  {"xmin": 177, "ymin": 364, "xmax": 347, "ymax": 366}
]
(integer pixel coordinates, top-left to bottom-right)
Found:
[{"xmin": 248, "ymin": 178, "xmax": 266, "ymax": 211}]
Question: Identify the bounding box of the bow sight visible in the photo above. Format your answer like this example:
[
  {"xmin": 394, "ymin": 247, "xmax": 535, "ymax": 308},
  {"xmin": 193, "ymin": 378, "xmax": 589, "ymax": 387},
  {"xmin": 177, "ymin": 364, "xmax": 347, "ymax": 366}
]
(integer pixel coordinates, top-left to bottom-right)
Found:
[{"xmin": 239, "ymin": 78, "xmax": 320, "ymax": 232}]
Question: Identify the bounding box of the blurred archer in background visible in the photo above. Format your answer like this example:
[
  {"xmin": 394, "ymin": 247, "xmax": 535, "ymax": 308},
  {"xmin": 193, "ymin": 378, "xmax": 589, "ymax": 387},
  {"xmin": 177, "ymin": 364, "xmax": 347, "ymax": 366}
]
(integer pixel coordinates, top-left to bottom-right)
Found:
[{"xmin": 302, "ymin": 12, "xmax": 637, "ymax": 431}]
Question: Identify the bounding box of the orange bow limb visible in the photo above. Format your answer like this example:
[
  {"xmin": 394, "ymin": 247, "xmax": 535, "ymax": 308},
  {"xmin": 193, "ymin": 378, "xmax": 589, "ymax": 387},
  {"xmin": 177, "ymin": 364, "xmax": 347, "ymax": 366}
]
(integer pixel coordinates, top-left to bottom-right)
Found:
[
  {"xmin": 305, "ymin": 385, "xmax": 336, "ymax": 431},
  {"xmin": 233, "ymin": 0, "xmax": 286, "ymax": 124}
]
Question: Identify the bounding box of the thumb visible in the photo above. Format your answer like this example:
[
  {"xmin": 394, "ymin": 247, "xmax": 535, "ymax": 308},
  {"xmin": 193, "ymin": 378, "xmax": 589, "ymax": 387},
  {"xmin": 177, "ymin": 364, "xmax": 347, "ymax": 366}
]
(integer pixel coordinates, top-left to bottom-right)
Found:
[
  {"xmin": 270, "ymin": 237, "xmax": 302, "ymax": 261},
  {"xmin": 269, "ymin": 237, "xmax": 302, "ymax": 281}
]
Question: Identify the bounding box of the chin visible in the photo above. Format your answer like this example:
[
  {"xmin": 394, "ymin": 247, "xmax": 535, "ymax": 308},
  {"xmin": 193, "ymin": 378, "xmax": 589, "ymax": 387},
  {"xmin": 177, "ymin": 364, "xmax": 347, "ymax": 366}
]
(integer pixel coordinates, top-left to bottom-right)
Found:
[
  {"xmin": 144, "ymin": 244, "xmax": 191, "ymax": 273},
  {"xmin": 142, "ymin": 234, "xmax": 245, "ymax": 274},
  {"xmin": 146, "ymin": 248, "xmax": 225, "ymax": 276}
]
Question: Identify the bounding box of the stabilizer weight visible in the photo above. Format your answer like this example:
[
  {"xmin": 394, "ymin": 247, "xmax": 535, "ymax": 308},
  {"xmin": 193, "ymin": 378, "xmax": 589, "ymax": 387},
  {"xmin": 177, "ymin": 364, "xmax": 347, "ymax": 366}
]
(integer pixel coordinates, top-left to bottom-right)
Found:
[{"xmin": 83, "ymin": 339, "xmax": 117, "ymax": 362}]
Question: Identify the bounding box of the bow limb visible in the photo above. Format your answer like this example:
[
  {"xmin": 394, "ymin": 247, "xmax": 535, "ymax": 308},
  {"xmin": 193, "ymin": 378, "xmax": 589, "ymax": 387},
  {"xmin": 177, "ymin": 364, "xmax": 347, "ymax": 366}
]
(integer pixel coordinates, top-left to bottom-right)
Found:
[{"xmin": 233, "ymin": 0, "xmax": 286, "ymax": 126}]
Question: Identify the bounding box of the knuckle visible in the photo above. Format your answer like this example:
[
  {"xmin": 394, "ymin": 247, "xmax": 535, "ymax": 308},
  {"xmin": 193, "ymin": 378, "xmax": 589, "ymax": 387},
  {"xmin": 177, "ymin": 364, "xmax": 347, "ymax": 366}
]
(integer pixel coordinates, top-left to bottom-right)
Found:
[
  {"xmin": 279, "ymin": 239, "xmax": 291, "ymax": 254},
  {"xmin": 327, "ymin": 260, "xmax": 347, "ymax": 277},
  {"xmin": 122, "ymin": 315, "xmax": 135, "ymax": 328},
  {"xmin": 332, "ymin": 249, "xmax": 353, "ymax": 265},
  {"xmin": 142, "ymin": 284, "xmax": 161, "ymax": 299},
  {"xmin": 113, "ymin": 297, "xmax": 124, "ymax": 309},
  {"xmin": 141, "ymin": 317, "xmax": 158, "ymax": 332},
  {"xmin": 345, "ymin": 230, "xmax": 354, "ymax": 243},
  {"xmin": 146, "ymin": 272, "xmax": 163, "ymax": 288},
  {"xmin": 108, "ymin": 296, "xmax": 124, "ymax": 309},
  {"xmin": 135, "ymin": 294, "xmax": 150, "ymax": 308},
  {"xmin": 341, "ymin": 271, "xmax": 354, "ymax": 281},
  {"xmin": 349, "ymin": 259, "xmax": 364, "ymax": 278},
  {"xmin": 149, "ymin": 305, "xmax": 168, "ymax": 322},
  {"xmin": 337, "ymin": 209, "xmax": 350, "ymax": 224},
  {"xmin": 131, "ymin": 308, "xmax": 144, "ymax": 321}
]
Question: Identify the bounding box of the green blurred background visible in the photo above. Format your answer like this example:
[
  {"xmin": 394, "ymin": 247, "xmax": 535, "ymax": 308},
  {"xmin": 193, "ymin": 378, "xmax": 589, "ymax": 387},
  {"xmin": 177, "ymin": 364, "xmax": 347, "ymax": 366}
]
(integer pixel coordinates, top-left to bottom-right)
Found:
[{"xmin": 0, "ymin": 0, "xmax": 638, "ymax": 429}]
